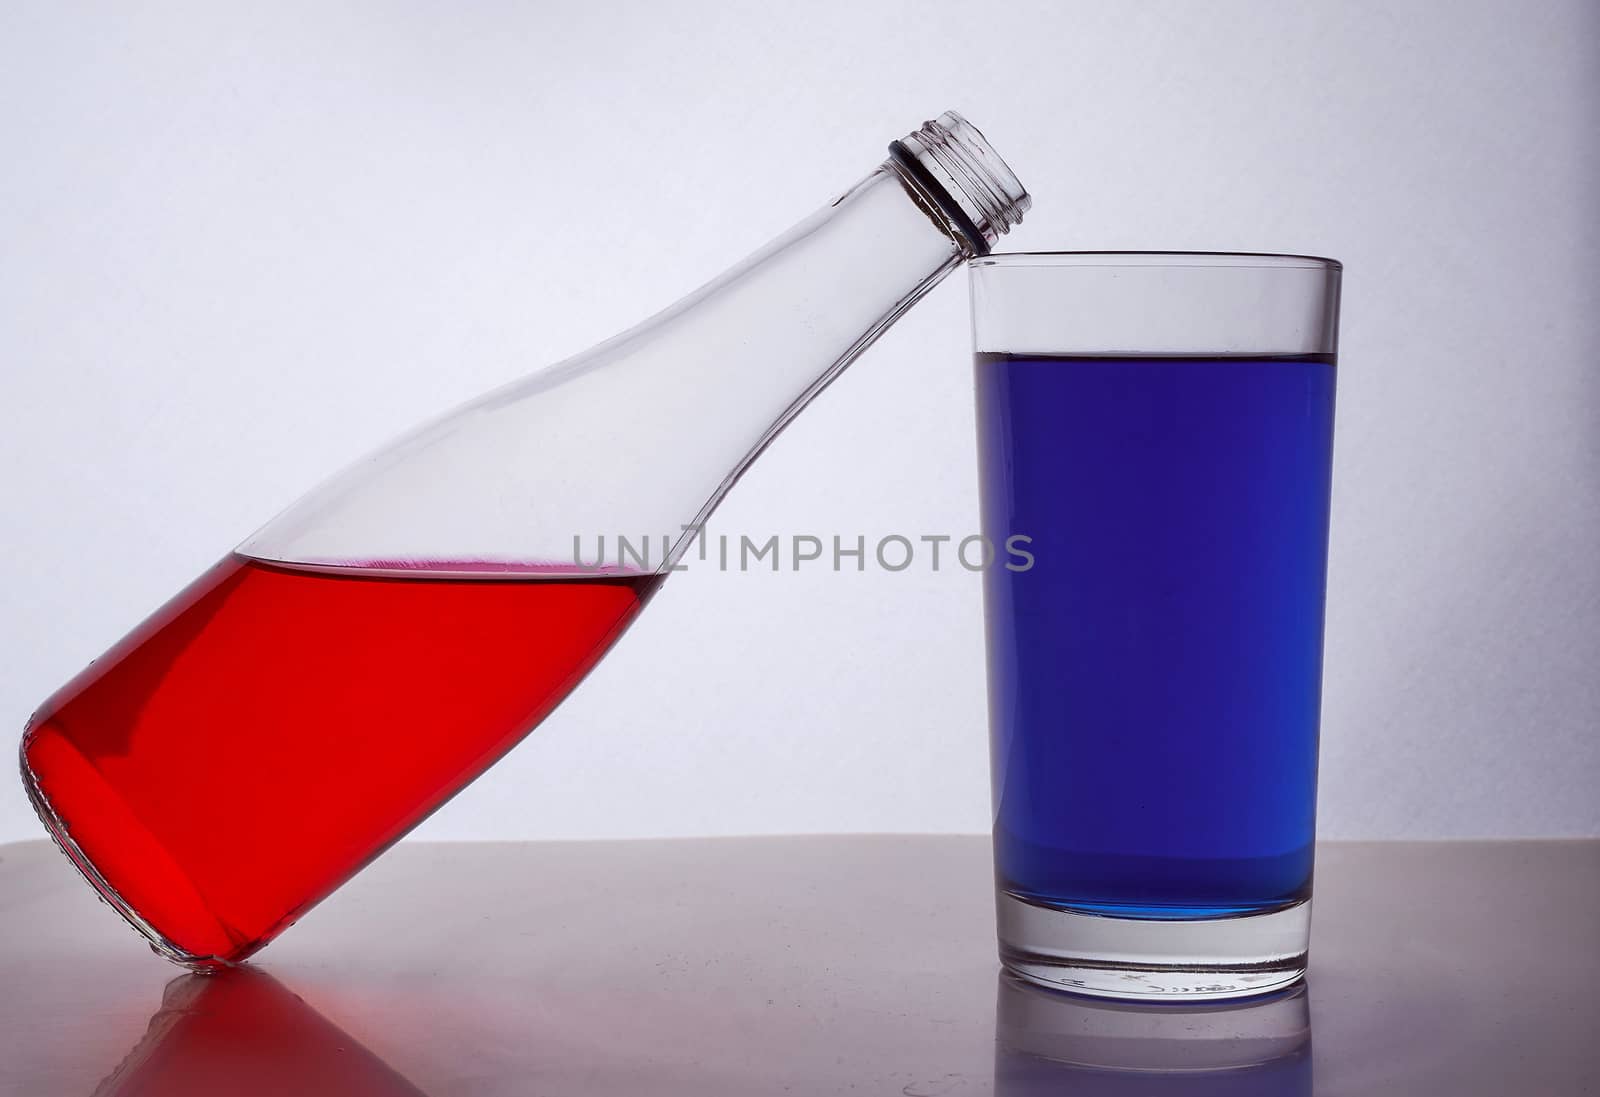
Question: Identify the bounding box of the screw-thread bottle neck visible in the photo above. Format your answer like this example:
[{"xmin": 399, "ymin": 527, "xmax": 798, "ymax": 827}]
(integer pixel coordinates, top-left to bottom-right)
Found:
[{"xmin": 889, "ymin": 111, "xmax": 1031, "ymax": 256}]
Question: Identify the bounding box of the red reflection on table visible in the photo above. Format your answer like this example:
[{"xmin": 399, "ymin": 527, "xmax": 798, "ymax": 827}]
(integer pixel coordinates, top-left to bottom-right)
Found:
[{"xmin": 94, "ymin": 968, "xmax": 428, "ymax": 1097}]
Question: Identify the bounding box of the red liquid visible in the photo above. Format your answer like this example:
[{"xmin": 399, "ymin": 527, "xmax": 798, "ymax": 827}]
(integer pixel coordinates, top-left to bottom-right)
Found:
[{"xmin": 22, "ymin": 555, "xmax": 658, "ymax": 966}]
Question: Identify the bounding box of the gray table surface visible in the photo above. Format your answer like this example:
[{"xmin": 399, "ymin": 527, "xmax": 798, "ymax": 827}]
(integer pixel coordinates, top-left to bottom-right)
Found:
[{"xmin": 1, "ymin": 836, "xmax": 1595, "ymax": 1096}]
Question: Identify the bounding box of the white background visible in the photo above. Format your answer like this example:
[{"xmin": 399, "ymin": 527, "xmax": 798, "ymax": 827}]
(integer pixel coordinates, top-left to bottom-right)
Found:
[{"xmin": 2, "ymin": 1, "xmax": 1595, "ymax": 845}]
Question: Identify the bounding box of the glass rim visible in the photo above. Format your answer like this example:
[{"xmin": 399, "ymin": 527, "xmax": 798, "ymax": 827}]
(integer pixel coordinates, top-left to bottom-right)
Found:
[{"xmin": 970, "ymin": 250, "xmax": 1341, "ymax": 272}]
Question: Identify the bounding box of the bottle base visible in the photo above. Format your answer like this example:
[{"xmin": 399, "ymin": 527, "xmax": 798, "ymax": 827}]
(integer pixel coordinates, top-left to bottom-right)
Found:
[
  {"xmin": 20, "ymin": 744, "xmax": 232, "ymax": 971},
  {"xmin": 996, "ymin": 890, "xmax": 1310, "ymax": 1001}
]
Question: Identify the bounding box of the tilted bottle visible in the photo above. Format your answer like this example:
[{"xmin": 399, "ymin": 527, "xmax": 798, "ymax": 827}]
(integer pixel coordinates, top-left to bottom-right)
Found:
[{"xmin": 21, "ymin": 111, "xmax": 1030, "ymax": 967}]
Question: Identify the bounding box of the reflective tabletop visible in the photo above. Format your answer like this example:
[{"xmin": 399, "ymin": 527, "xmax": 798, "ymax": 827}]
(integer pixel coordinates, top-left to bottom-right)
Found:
[{"xmin": 1, "ymin": 837, "xmax": 1595, "ymax": 1095}]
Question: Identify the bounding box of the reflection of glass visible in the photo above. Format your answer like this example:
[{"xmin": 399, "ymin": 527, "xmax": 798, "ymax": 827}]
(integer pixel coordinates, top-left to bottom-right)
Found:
[
  {"xmin": 92, "ymin": 969, "xmax": 428, "ymax": 1097},
  {"xmin": 994, "ymin": 971, "xmax": 1312, "ymax": 1096},
  {"xmin": 972, "ymin": 253, "xmax": 1341, "ymax": 999}
]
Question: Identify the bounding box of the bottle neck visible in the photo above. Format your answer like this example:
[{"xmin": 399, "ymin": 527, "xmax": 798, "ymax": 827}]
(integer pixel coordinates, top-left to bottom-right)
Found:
[
  {"xmin": 887, "ymin": 111, "xmax": 1031, "ymax": 257},
  {"xmin": 240, "ymin": 113, "xmax": 1031, "ymax": 572}
]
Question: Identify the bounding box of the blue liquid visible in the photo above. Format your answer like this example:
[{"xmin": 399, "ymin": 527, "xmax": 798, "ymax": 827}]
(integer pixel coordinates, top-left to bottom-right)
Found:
[{"xmin": 977, "ymin": 354, "xmax": 1335, "ymax": 919}]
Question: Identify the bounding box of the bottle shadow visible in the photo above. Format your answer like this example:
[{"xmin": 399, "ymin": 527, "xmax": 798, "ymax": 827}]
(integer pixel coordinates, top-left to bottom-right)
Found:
[
  {"xmin": 91, "ymin": 968, "xmax": 429, "ymax": 1097},
  {"xmin": 995, "ymin": 971, "xmax": 1313, "ymax": 1096}
]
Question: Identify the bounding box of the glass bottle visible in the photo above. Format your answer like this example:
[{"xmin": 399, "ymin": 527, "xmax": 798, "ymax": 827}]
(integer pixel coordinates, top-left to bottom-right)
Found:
[{"xmin": 21, "ymin": 111, "xmax": 1031, "ymax": 967}]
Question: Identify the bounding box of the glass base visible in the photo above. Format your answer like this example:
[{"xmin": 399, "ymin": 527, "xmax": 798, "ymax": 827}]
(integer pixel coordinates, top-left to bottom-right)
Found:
[{"xmin": 996, "ymin": 890, "xmax": 1309, "ymax": 1001}]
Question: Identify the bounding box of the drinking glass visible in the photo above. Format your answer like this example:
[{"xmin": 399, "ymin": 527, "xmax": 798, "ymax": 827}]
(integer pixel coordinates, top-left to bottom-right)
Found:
[{"xmin": 970, "ymin": 252, "xmax": 1341, "ymax": 1000}]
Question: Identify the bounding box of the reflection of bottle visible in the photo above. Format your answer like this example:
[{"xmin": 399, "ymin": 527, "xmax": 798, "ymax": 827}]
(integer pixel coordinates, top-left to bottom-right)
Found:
[
  {"xmin": 21, "ymin": 111, "xmax": 1031, "ymax": 969},
  {"xmin": 994, "ymin": 972, "xmax": 1312, "ymax": 1096},
  {"xmin": 93, "ymin": 969, "xmax": 428, "ymax": 1097}
]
